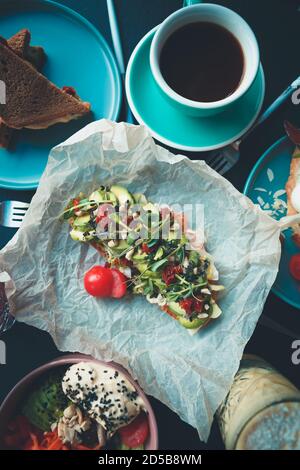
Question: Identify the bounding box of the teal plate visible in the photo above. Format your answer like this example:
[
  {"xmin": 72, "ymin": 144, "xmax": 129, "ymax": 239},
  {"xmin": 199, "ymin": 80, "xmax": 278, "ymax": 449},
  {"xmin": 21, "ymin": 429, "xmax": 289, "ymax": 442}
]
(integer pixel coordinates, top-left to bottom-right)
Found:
[
  {"xmin": 244, "ymin": 136, "xmax": 300, "ymax": 309},
  {"xmin": 126, "ymin": 27, "xmax": 265, "ymax": 152},
  {"xmin": 0, "ymin": 0, "xmax": 122, "ymax": 190}
]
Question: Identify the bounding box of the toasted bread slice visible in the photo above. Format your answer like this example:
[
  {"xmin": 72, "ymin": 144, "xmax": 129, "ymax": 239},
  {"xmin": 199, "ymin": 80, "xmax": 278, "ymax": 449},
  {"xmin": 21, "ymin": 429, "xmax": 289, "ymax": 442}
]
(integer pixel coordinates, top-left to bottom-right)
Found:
[
  {"xmin": 7, "ymin": 29, "xmax": 31, "ymax": 58},
  {"xmin": 0, "ymin": 30, "xmax": 47, "ymax": 147},
  {"xmin": 0, "ymin": 40, "xmax": 90, "ymax": 130},
  {"xmin": 8, "ymin": 29, "xmax": 46, "ymax": 71},
  {"xmin": 7, "ymin": 29, "xmax": 46, "ymax": 70},
  {"xmin": 7, "ymin": 29, "xmax": 46, "ymax": 71}
]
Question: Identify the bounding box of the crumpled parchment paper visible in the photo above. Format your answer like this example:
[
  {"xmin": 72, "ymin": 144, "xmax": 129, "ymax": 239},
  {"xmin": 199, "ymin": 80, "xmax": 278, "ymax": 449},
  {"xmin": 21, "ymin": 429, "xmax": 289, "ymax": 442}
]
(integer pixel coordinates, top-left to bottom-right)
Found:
[{"xmin": 0, "ymin": 120, "xmax": 281, "ymax": 441}]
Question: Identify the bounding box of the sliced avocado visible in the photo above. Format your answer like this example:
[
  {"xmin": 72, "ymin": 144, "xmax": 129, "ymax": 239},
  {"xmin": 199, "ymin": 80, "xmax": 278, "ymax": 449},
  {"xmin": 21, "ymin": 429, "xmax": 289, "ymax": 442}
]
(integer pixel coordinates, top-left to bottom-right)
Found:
[
  {"xmin": 178, "ymin": 316, "xmax": 206, "ymax": 329},
  {"xmin": 132, "ymin": 251, "xmax": 148, "ymax": 262},
  {"xmin": 133, "ymin": 193, "xmax": 148, "ymax": 205},
  {"xmin": 111, "ymin": 239, "xmax": 130, "ymax": 253},
  {"xmin": 89, "ymin": 189, "xmax": 117, "ymax": 204},
  {"xmin": 136, "ymin": 263, "xmax": 160, "ymax": 279},
  {"xmin": 167, "ymin": 301, "xmax": 186, "ymax": 318},
  {"xmin": 153, "ymin": 278, "xmax": 166, "ymax": 291},
  {"xmin": 153, "ymin": 246, "xmax": 164, "ymax": 261},
  {"xmin": 111, "ymin": 185, "xmax": 134, "ymax": 206},
  {"xmin": 73, "ymin": 214, "xmax": 91, "ymax": 227},
  {"xmin": 136, "ymin": 262, "xmax": 149, "ymax": 273},
  {"xmin": 70, "ymin": 229, "xmax": 95, "ymax": 242},
  {"xmin": 22, "ymin": 371, "xmax": 69, "ymax": 432},
  {"xmin": 211, "ymin": 302, "xmax": 222, "ymax": 318}
]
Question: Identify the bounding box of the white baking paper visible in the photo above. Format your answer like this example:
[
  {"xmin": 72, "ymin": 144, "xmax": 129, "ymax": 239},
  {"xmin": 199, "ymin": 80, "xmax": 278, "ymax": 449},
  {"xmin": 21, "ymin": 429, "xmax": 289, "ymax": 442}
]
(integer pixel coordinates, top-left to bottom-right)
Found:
[{"xmin": 0, "ymin": 120, "xmax": 281, "ymax": 441}]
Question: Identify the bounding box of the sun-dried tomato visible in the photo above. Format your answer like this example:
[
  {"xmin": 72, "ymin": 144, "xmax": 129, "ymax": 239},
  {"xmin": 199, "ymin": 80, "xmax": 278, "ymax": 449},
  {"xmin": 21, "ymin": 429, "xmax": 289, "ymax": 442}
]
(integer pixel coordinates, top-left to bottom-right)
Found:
[
  {"xmin": 141, "ymin": 243, "xmax": 151, "ymax": 254},
  {"xmin": 179, "ymin": 298, "xmax": 194, "ymax": 315},
  {"xmin": 193, "ymin": 299, "xmax": 203, "ymax": 312},
  {"xmin": 179, "ymin": 297, "xmax": 203, "ymax": 315},
  {"xmin": 162, "ymin": 264, "xmax": 183, "ymax": 285}
]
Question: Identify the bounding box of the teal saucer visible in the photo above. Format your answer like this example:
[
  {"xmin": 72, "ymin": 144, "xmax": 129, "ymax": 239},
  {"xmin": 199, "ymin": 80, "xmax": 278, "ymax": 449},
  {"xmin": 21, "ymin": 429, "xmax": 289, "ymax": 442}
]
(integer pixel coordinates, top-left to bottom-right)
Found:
[{"xmin": 126, "ymin": 27, "xmax": 265, "ymax": 152}]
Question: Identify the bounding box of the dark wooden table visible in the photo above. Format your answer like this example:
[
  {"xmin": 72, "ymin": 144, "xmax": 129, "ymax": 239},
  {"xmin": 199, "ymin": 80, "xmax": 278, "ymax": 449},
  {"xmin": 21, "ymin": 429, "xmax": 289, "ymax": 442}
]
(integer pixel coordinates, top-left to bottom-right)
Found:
[{"xmin": 0, "ymin": 0, "xmax": 300, "ymax": 449}]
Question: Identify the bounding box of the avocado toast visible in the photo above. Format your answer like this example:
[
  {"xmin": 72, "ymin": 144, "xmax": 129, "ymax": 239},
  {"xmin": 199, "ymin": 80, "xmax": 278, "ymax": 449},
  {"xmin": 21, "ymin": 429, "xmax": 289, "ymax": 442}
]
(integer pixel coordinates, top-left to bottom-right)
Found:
[{"xmin": 63, "ymin": 185, "xmax": 224, "ymax": 335}]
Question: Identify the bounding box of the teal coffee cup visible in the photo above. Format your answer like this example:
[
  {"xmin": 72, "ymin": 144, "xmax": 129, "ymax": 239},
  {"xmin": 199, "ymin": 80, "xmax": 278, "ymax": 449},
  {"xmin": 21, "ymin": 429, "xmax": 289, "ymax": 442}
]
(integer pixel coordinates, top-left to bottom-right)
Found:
[{"xmin": 150, "ymin": 3, "xmax": 260, "ymax": 117}]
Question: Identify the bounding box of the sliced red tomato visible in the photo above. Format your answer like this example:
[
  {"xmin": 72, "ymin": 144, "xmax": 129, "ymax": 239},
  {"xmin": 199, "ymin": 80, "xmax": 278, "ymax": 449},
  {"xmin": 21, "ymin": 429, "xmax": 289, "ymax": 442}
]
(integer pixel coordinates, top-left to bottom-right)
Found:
[
  {"xmin": 289, "ymin": 254, "xmax": 300, "ymax": 281},
  {"xmin": 110, "ymin": 269, "xmax": 128, "ymax": 298},
  {"xmin": 119, "ymin": 413, "xmax": 149, "ymax": 448},
  {"xmin": 84, "ymin": 266, "xmax": 113, "ymax": 297}
]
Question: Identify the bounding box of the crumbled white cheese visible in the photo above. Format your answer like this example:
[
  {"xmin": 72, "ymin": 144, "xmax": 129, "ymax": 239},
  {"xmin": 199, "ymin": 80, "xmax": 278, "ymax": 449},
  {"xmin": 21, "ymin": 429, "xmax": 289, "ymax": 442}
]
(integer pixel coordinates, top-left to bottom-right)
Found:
[
  {"xmin": 254, "ymin": 187, "xmax": 268, "ymax": 193},
  {"xmin": 267, "ymin": 168, "xmax": 274, "ymax": 182},
  {"xmin": 125, "ymin": 248, "xmax": 134, "ymax": 260},
  {"xmin": 201, "ymin": 288, "xmax": 211, "ymax": 295},
  {"xmin": 273, "ymin": 189, "xmax": 286, "ymax": 199},
  {"xmin": 257, "ymin": 196, "xmax": 265, "ymax": 206},
  {"xmin": 119, "ymin": 266, "xmax": 131, "ymax": 278},
  {"xmin": 146, "ymin": 293, "xmax": 166, "ymax": 306}
]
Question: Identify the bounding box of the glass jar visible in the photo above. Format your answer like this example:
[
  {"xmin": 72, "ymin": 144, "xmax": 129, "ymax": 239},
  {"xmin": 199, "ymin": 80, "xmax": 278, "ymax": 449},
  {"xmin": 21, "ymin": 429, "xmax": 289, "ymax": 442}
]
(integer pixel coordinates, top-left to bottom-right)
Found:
[{"xmin": 217, "ymin": 354, "xmax": 300, "ymax": 450}]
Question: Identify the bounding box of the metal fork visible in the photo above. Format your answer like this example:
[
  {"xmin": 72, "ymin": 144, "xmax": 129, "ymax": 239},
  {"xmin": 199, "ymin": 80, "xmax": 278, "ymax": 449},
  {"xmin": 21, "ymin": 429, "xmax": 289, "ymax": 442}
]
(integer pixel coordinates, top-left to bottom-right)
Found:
[
  {"xmin": 206, "ymin": 76, "xmax": 300, "ymax": 175},
  {"xmin": 0, "ymin": 201, "xmax": 30, "ymax": 228}
]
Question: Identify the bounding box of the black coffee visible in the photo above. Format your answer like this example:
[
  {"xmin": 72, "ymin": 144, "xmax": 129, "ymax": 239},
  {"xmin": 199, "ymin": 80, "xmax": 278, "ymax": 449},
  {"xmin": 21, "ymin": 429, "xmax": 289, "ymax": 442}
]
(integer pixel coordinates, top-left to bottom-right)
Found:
[{"xmin": 159, "ymin": 22, "xmax": 244, "ymax": 102}]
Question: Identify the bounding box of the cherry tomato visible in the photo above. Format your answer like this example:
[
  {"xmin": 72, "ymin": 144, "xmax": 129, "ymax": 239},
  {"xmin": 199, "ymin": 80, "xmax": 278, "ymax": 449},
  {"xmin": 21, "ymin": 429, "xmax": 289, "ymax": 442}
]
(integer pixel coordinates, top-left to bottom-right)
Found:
[
  {"xmin": 289, "ymin": 254, "xmax": 300, "ymax": 281},
  {"xmin": 119, "ymin": 413, "xmax": 149, "ymax": 448},
  {"xmin": 84, "ymin": 266, "xmax": 113, "ymax": 297},
  {"xmin": 110, "ymin": 269, "xmax": 127, "ymax": 298}
]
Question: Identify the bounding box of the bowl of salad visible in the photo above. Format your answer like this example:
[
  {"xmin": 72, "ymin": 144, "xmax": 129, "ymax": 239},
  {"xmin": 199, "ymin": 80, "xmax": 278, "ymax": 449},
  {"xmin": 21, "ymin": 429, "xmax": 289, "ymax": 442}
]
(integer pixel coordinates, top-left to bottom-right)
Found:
[{"xmin": 0, "ymin": 354, "xmax": 158, "ymax": 450}]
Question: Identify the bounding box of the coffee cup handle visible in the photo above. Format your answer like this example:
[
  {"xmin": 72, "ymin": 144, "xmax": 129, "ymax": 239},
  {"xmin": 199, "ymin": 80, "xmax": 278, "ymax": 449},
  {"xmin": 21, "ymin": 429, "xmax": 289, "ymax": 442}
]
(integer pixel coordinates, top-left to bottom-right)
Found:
[{"xmin": 183, "ymin": 0, "xmax": 203, "ymax": 6}]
